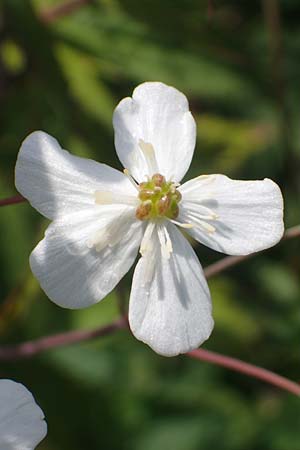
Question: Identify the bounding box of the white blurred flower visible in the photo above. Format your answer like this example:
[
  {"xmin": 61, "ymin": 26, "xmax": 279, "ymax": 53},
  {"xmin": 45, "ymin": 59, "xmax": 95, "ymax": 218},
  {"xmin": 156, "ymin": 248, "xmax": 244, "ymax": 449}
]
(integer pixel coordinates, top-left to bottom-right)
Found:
[
  {"xmin": 15, "ymin": 82, "xmax": 284, "ymax": 356},
  {"xmin": 0, "ymin": 379, "xmax": 47, "ymax": 450}
]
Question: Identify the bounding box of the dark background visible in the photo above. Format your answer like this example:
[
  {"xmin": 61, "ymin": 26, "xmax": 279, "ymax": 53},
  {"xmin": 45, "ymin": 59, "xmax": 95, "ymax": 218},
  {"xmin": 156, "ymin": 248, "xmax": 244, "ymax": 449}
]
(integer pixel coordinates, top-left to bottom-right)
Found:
[{"xmin": 0, "ymin": 1, "xmax": 300, "ymax": 449}]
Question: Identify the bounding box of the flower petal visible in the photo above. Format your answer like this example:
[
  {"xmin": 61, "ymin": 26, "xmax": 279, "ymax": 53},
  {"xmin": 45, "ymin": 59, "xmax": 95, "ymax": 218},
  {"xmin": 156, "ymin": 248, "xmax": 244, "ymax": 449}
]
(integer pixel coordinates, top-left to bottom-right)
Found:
[
  {"xmin": 30, "ymin": 207, "xmax": 143, "ymax": 308},
  {"xmin": 0, "ymin": 380, "xmax": 47, "ymax": 450},
  {"xmin": 129, "ymin": 223, "xmax": 213, "ymax": 356},
  {"xmin": 15, "ymin": 131, "xmax": 136, "ymax": 220},
  {"xmin": 179, "ymin": 175, "xmax": 284, "ymax": 255},
  {"xmin": 113, "ymin": 82, "xmax": 196, "ymax": 182}
]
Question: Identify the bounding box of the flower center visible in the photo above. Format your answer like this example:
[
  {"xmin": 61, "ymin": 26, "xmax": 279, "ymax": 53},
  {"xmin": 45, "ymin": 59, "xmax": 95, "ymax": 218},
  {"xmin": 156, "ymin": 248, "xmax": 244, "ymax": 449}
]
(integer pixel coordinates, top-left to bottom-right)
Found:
[{"xmin": 135, "ymin": 173, "xmax": 182, "ymax": 221}]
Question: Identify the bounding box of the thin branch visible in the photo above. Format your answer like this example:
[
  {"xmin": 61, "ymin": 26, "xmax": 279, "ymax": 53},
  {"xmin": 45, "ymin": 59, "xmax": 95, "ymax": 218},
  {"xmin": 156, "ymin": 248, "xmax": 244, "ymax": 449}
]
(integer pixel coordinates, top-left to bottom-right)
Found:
[
  {"xmin": 40, "ymin": 0, "xmax": 94, "ymax": 23},
  {"xmin": 204, "ymin": 254, "xmax": 251, "ymax": 279},
  {"xmin": 0, "ymin": 317, "xmax": 126, "ymax": 360},
  {"xmin": 187, "ymin": 349, "xmax": 300, "ymax": 396},
  {"xmin": 207, "ymin": 0, "xmax": 215, "ymax": 21},
  {"xmin": 284, "ymin": 225, "xmax": 300, "ymax": 239},
  {"xmin": 0, "ymin": 317, "xmax": 298, "ymax": 396},
  {"xmin": 204, "ymin": 225, "xmax": 300, "ymax": 279},
  {"xmin": 0, "ymin": 195, "xmax": 26, "ymax": 207}
]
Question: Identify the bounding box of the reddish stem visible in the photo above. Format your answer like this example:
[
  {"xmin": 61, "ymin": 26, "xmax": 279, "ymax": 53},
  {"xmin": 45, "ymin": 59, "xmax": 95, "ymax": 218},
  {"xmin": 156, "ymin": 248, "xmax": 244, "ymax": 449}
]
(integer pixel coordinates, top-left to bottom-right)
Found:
[
  {"xmin": 188, "ymin": 348, "xmax": 300, "ymax": 396},
  {"xmin": 204, "ymin": 225, "xmax": 300, "ymax": 278},
  {"xmin": 0, "ymin": 318, "xmax": 126, "ymax": 360},
  {"xmin": 0, "ymin": 318, "xmax": 299, "ymax": 396},
  {"xmin": 0, "ymin": 195, "xmax": 26, "ymax": 207},
  {"xmin": 207, "ymin": 0, "xmax": 215, "ymax": 21},
  {"xmin": 40, "ymin": 0, "xmax": 93, "ymax": 23}
]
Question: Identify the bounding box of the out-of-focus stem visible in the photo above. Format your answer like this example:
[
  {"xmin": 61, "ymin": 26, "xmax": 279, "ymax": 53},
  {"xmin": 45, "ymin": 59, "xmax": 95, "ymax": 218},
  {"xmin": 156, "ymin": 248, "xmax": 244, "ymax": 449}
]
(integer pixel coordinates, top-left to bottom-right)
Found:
[
  {"xmin": 40, "ymin": 0, "xmax": 94, "ymax": 23},
  {"xmin": 0, "ymin": 317, "xmax": 127, "ymax": 360},
  {"xmin": 0, "ymin": 317, "xmax": 299, "ymax": 396},
  {"xmin": 0, "ymin": 195, "xmax": 26, "ymax": 207},
  {"xmin": 207, "ymin": 0, "xmax": 214, "ymax": 21},
  {"xmin": 204, "ymin": 225, "xmax": 300, "ymax": 279},
  {"xmin": 188, "ymin": 348, "xmax": 300, "ymax": 396}
]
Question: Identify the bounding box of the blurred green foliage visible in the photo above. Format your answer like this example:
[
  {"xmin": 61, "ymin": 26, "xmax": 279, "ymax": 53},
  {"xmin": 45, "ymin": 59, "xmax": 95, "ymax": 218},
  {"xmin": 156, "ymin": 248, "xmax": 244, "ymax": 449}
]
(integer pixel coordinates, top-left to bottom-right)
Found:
[{"xmin": 1, "ymin": 0, "xmax": 300, "ymax": 449}]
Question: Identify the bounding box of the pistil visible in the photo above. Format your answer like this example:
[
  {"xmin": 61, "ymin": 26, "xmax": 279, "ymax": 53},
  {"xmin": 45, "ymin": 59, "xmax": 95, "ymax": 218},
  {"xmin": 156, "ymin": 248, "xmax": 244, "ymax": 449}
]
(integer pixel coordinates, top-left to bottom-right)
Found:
[{"xmin": 136, "ymin": 173, "xmax": 182, "ymax": 221}]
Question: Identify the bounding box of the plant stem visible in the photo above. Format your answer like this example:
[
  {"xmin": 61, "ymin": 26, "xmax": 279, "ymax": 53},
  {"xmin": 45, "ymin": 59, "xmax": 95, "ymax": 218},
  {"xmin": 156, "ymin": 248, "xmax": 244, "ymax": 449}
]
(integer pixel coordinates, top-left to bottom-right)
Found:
[
  {"xmin": 0, "ymin": 195, "xmax": 26, "ymax": 207},
  {"xmin": 188, "ymin": 348, "xmax": 300, "ymax": 396},
  {"xmin": 0, "ymin": 318, "xmax": 299, "ymax": 396},
  {"xmin": 204, "ymin": 225, "xmax": 300, "ymax": 278},
  {"xmin": 40, "ymin": 0, "xmax": 93, "ymax": 23},
  {"xmin": 0, "ymin": 318, "xmax": 126, "ymax": 360}
]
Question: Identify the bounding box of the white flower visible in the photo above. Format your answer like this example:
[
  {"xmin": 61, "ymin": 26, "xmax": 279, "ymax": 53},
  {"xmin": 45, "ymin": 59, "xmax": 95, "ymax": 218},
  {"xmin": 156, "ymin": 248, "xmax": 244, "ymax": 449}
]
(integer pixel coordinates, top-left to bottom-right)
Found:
[
  {"xmin": 15, "ymin": 82, "xmax": 284, "ymax": 357},
  {"xmin": 0, "ymin": 379, "xmax": 47, "ymax": 449}
]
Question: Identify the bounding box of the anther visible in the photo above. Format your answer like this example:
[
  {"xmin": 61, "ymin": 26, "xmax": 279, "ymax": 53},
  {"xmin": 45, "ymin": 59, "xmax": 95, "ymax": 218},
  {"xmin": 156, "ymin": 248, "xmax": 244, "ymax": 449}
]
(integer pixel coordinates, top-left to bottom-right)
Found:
[
  {"xmin": 136, "ymin": 200, "xmax": 152, "ymax": 220},
  {"xmin": 139, "ymin": 189, "xmax": 154, "ymax": 201},
  {"xmin": 152, "ymin": 173, "xmax": 166, "ymax": 187},
  {"xmin": 157, "ymin": 195, "xmax": 171, "ymax": 216}
]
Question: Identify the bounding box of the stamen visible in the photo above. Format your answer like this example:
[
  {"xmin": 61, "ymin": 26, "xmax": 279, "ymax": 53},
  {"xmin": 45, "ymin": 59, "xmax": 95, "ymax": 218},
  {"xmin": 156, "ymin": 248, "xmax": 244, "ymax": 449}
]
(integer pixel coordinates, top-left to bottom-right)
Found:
[
  {"xmin": 95, "ymin": 190, "xmax": 137, "ymax": 206},
  {"xmin": 140, "ymin": 221, "xmax": 155, "ymax": 256},
  {"xmin": 87, "ymin": 210, "xmax": 132, "ymax": 252},
  {"xmin": 170, "ymin": 219, "xmax": 194, "ymax": 229},
  {"xmin": 167, "ymin": 175, "xmax": 180, "ymax": 187},
  {"xmin": 180, "ymin": 174, "xmax": 216, "ymax": 194},
  {"xmin": 136, "ymin": 174, "xmax": 181, "ymax": 221},
  {"xmin": 164, "ymin": 226, "xmax": 173, "ymax": 255},
  {"xmin": 138, "ymin": 139, "xmax": 159, "ymax": 174},
  {"xmin": 142, "ymin": 246, "xmax": 156, "ymax": 287},
  {"xmin": 157, "ymin": 224, "xmax": 173, "ymax": 259},
  {"xmin": 123, "ymin": 168, "xmax": 139, "ymax": 190},
  {"xmin": 95, "ymin": 191, "xmax": 113, "ymax": 204},
  {"xmin": 195, "ymin": 221, "xmax": 216, "ymax": 234},
  {"xmin": 189, "ymin": 212, "xmax": 218, "ymax": 221},
  {"xmin": 183, "ymin": 202, "xmax": 218, "ymax": 220},
  {"xmin": 87, "ymin": 227, "xmax": 110, "ymax": 252},
  {"xmin": 185, "ymin": 213, "xmax": 216, "ymax": 234}
]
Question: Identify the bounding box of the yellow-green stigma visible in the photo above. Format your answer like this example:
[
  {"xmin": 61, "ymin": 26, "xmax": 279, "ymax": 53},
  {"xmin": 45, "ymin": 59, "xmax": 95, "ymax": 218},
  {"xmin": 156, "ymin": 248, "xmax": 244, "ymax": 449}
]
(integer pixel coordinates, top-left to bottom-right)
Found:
[{"xmin": 136, "ymin": 173, "xmax": 182, "ymax": 221}]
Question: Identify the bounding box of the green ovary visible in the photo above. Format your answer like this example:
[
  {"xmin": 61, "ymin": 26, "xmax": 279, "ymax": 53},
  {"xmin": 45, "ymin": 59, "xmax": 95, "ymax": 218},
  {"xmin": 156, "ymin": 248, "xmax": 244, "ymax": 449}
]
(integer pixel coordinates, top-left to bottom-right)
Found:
[{"xmin": 136, "ymin": 173, "xmax": 182, "ymax": 221}]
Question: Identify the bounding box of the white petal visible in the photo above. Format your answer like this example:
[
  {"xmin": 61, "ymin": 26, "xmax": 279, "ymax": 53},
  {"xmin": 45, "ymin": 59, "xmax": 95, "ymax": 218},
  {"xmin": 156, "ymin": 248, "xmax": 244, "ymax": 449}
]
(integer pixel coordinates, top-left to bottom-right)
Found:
[
  {"xmin": 179, "ymin": 175, "xmax": 284, "ymax": 255},
  {"xmin": 15, "ymin": 131, "xmax": 136, "ymax": 220},
  {"xmin": 129, "ymin": 223, "xmax": 213, "ymax": 356},
  {"xmin": 0, "ymin": 380, "xmax": 47, "ymax": 450},
  {"xmin": 113, "ymin": 82, "xmax": 196, "ymax": 182},
  {"xmin": 30, "ymin": 207, "xmax": 144, "ymax": 308}
]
